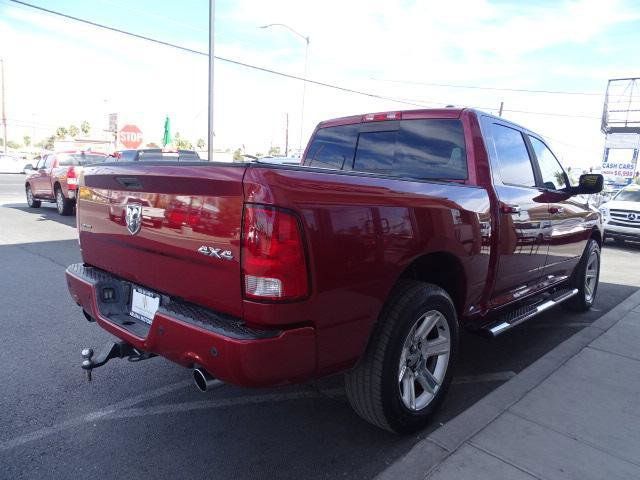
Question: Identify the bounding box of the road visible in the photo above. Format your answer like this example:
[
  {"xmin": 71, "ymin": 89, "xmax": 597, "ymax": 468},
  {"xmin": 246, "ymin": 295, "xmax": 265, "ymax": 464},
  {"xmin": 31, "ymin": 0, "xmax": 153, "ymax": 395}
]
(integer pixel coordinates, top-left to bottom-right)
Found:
[{"xmin": 1, "ymin": 173, "xmax": 638, "ymax": 479}]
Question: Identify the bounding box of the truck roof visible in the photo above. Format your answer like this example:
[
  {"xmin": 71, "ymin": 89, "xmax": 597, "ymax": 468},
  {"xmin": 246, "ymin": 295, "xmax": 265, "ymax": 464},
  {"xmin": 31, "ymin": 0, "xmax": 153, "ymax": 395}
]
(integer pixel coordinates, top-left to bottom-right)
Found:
[{"xmin": 317, "ymin": 108, "xmax": 466, "ymax": 129}]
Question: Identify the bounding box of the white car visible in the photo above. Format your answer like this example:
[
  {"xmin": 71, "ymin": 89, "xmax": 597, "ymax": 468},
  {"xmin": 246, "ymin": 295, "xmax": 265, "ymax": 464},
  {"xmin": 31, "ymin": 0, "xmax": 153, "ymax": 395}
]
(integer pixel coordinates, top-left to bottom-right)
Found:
[
  {"xmin": 0, "ymin": 154, "xmax": 29, "ymax": 174},
  {"xmin": 600, "ymin": 184, "xmax": 640, "ymax": 245}
]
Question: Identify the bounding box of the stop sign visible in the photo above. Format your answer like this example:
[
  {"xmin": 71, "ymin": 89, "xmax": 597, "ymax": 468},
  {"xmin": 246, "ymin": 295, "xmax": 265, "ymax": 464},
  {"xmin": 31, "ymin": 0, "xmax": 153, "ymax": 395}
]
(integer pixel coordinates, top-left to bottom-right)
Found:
[{"xmin": 119, "ymin": 124, "xmax": 143, "ymax": 149}]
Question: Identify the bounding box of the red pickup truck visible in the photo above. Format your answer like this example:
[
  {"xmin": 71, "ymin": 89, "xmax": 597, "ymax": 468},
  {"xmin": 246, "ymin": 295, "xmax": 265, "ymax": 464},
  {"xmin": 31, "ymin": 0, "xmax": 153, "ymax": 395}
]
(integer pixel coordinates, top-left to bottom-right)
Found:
[
  {"xmin": 66, "ymin": 109, "xmax": 603, "ymax": 432},
  {"xmin": 25, "ymin": 151, "xmax": 107, "ymax": 215}
]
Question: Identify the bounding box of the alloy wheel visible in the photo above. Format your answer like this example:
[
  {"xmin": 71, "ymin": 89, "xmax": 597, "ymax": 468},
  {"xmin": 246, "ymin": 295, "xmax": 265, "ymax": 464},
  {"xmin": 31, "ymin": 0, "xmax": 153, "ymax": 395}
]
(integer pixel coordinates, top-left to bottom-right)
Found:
[
  {"xmin": 584, "ymin": 250, "xmax": 599, "ymax": 302},
  {"xmin": 398, "ymin": 310, "xmax": 451, "ymax": 411}
]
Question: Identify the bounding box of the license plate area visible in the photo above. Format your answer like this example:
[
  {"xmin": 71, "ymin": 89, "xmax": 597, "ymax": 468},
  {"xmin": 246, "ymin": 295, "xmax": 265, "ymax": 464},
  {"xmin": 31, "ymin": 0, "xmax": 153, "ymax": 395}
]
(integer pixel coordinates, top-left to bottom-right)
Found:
[{"xmin": 130, "ymin": 286, "xmax": 160, "ymax": 325}]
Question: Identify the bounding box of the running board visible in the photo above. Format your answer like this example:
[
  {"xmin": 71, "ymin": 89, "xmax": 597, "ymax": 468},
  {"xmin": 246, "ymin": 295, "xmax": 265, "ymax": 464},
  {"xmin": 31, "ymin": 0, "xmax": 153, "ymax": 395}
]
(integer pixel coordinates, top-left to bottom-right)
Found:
[{"xmin": 484, "ymin": 288, "xmax": 578, "ymax": 337}]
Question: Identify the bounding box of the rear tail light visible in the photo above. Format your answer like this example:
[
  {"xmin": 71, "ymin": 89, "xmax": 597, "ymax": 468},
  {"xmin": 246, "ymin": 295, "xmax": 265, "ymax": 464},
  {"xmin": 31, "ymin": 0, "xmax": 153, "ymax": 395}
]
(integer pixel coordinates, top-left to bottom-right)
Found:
[
  {"xmin": 241, "ymin": 205, "xmax": 309, "ymax": 301},
  {"xmin": 67, "ymin": 166, "xmax": 78, "ymax": 187}
]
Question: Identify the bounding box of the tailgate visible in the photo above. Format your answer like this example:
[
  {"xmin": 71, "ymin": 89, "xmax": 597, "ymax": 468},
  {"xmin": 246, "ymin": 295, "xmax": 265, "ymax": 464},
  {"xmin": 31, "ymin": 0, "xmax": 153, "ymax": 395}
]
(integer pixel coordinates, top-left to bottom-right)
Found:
[{"xmin": 77, "ymin": 163, "xmax": 247, "ymax": 318}]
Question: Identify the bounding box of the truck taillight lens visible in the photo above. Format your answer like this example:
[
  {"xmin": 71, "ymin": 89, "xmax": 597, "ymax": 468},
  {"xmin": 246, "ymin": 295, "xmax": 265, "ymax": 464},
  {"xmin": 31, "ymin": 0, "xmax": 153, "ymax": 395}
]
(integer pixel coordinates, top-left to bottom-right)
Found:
[
  {"xmin": 241, "ymin": 205, "xmax": 309, "ymax": 301},
  {"xmin": 67, "ymin": 167, "xmax": 78, "ymax": 187}
]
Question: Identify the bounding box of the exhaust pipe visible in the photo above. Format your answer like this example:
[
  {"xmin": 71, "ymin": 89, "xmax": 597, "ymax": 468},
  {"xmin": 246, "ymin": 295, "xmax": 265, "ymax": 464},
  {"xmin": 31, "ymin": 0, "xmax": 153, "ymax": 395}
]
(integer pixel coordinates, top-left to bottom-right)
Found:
[{"xmin": 193, "ymin": 367, "xmax": 222, "ymax": 392}]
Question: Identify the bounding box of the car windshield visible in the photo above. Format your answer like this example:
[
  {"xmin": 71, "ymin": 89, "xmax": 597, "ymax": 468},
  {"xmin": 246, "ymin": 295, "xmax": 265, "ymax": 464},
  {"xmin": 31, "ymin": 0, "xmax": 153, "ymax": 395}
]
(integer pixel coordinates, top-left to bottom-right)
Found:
[
  {"xmin": 57, "ymin": 153, "xmax": 107, "ymax": 166},
  {"xmin": 615, "ymin": 188, "xmax": 640, "ymax": 202}
]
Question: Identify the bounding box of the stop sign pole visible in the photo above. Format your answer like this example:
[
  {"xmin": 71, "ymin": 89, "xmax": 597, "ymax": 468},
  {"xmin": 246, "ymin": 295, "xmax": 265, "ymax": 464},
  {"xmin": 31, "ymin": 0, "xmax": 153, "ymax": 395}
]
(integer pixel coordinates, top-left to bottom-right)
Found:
[{"xmin": 208, "ymin": 0, "xmax": 215, "ymax": 161}]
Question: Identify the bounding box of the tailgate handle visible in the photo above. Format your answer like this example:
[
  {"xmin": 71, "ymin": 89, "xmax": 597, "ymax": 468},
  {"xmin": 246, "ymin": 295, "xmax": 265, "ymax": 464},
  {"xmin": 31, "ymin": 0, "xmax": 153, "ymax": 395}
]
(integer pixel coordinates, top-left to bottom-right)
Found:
[{"xmin": 116, "ymin": 177, "xmax": 143, "ymax": 189}]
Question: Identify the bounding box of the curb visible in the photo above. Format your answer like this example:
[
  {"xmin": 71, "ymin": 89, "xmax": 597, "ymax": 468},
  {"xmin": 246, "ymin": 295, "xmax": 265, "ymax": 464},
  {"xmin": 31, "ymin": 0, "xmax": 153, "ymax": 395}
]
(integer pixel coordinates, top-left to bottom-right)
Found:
[{"xmin": 376, "ymin": 288, "xmax": 640, "ymax": 480}]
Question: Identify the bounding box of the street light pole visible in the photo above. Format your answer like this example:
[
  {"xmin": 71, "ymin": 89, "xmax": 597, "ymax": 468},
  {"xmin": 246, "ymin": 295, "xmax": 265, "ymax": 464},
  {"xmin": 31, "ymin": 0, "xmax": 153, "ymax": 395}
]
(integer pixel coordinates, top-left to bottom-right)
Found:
[
  {"xmin": 208, "ymin": 0, "xmax": 215, "ymax": 162},
  {"xmin": 259, "ymin": 23, "xmax": 309, "ymax": 155}
]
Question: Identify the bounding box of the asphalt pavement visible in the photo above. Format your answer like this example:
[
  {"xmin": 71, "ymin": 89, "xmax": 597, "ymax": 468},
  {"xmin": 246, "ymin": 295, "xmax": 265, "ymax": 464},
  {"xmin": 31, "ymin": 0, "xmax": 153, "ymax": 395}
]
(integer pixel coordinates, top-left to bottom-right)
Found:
[{"xmin": 0, "ymin": 173, "xmax": 638, "ymax": 480}]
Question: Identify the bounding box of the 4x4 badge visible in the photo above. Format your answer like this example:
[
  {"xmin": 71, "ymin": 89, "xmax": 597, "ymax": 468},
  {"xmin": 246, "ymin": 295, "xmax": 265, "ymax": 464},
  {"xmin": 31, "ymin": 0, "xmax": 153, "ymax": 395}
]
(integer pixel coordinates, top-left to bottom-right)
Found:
[{"xmin": 197, "ymin": 246, "xmax": 234, "ymax": 260}]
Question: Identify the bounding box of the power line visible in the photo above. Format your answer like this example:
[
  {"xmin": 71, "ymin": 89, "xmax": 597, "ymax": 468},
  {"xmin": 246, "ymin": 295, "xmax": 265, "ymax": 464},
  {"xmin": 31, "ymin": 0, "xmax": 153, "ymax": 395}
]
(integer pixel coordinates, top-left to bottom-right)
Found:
[
  {"xmin": 6, "ymin": 0, "xmax": 605, "ymax": 121},
  {"xmin": 5, "ymin": 0, "xmax": 430, "ymax": 109},
  {"xmin": 371, "ymin": 78, "xmax": 606, "ymax": 97}
]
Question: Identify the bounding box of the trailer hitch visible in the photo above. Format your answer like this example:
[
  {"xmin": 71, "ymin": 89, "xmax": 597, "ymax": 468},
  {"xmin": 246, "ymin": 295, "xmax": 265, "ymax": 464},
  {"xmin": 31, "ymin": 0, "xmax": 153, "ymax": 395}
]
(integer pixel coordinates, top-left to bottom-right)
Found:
[{"xmin": 81, "ymin": 341, "xmax": 156, "ymax": 381}]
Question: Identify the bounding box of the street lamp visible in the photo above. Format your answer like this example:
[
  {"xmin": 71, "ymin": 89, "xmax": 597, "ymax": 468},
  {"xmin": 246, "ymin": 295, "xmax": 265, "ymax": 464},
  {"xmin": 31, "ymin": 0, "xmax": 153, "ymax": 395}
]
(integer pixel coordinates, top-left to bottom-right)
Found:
[{"xmin": 259, "ymin": 23, "xmax": 309, "ymax": 154}]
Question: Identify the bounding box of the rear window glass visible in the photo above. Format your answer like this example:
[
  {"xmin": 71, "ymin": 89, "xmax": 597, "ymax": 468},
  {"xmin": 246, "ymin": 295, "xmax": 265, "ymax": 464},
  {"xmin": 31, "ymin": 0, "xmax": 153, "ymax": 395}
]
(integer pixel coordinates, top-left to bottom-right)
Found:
[
  {"xmin": 304, "ymin": 119, "xmax": 467, "ymax": 180},
  {"xmin": 305, "ymin": 124, "xmax": 358, "ymax": 169},
  {"xmin": 57, "ymin": 153, "xmax": 107, "ymax": 166}
]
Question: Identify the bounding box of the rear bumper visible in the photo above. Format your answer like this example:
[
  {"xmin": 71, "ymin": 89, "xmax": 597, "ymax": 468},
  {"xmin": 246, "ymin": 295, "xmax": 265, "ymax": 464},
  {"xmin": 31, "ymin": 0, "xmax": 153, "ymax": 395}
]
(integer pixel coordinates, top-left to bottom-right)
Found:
[{"xmin": 65, "ymin": 263, "xmax": 316, "ymax": 387}]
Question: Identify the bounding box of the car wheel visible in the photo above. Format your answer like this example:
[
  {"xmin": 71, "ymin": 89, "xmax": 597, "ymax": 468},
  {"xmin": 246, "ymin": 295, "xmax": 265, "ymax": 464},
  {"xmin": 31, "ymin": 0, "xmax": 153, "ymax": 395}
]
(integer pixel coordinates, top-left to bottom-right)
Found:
[
  {"xmin": 564, "ymin": 238, "xmax": 600, "ymax": 312},
  {"xmin": 26, "ymin": 185, "xmax": 41, "ymax": 208},
  {"xmin": 345, "ymin": 281, "xmax": 458, "ymax": 433},
  {"xmin": 55, "ymin": 186, "xmax": 74, "ymax": 216}
]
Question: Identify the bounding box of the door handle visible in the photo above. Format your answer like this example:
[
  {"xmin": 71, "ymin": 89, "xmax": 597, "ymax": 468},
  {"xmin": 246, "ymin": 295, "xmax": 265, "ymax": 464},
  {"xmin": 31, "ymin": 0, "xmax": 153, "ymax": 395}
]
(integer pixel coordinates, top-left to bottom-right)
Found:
[{"xmin": 549, "ymin": 206, "xmax": 564, "ymax": 214}]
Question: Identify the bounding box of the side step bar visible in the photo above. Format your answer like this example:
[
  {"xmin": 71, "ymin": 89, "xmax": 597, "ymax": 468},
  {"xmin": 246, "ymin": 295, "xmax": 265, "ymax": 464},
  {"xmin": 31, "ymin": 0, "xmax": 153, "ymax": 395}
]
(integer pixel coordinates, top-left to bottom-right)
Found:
[{"xmin": 484, "ymin": 288, "xmax": 578, "ymax": 337}]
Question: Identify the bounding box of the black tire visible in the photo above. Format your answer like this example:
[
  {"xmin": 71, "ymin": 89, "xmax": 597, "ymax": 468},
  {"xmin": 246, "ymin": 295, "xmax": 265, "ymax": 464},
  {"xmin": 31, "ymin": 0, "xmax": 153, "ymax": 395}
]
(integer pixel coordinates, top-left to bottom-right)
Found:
[
  {"xmin": 564, "ymin": 239, "xmax": 600, "ymax": 312},
  {"xmin": 55, "ymin": 186, "xmax": 74, "ymax": 216},
  {"xmin": 26, "ymin": 185, "xmax": 41, "ymax": 208},
  {"xmin": 345, "ymin": 281, "xmax": 459, "ymax": 433}
]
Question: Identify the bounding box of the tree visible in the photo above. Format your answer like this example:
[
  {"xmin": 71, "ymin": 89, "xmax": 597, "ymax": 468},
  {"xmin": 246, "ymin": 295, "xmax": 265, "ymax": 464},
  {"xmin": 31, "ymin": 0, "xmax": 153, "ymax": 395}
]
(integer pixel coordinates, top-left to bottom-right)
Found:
[
  {"xmin": 23, "ymin": 135, "xmax": 31, "ymax": 147},
  {"xmin": 232, "ymin": 148, "xmax": 244, "ymax": 162},
  {"xmin": 80, "ymin": 120, "xmax": 90, "ymax": 136},
  {"xmin": 173, "ymin": 131, "xmax": 192, "ymax": 150},
  {"xmin": 68, "ymin": 125, "xmax": 79, "ymax": 138},
  {"xmin": 7, "ymin": 140, "xmax": 21, "ymax": 149},
  {"xmin": 55, "ymin": 127, "xmax": 68, "ymax": 139},
  {"xmin": 268, "ymin": 145, "xmax": 281, "ymax": 156},
  {"xmin": 44, "ymin": 135, "xmax": 56, "ymax": 150},
  {"xmin": 197, "ymin": 138, "xmax": 205, "ymax": 150}
]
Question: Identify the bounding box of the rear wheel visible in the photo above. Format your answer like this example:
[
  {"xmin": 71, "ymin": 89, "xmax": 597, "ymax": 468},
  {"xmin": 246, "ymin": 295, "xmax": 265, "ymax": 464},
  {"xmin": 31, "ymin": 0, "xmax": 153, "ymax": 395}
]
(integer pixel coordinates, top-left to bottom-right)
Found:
[
  {"xmin": 26, "ymin": 185, "xmax": 41, "ymax": 208},
  {"xmin": 55, "ymin": 186, "xmax": 74, "ymax": 216},
  {"xmin": 345, "ymin": 281, "xmax": 458, "ymax": 433},
  {"xmin": 564, "ymin": 239, "xmax": 600, "ymax": 312}
]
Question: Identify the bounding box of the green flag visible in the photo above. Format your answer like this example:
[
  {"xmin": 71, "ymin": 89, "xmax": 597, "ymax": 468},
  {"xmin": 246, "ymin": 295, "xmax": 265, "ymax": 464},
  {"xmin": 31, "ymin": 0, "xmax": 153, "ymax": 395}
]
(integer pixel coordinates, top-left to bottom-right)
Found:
[{"xmin": 163, "ymin": 116, "xmax": 171, "ymax": 147}]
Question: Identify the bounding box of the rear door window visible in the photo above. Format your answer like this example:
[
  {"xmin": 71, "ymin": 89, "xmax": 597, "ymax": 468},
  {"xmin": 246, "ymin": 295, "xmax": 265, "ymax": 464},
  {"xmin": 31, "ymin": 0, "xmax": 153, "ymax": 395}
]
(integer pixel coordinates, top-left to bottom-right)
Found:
[{"xmin": 490, "ymin": 124, "xmax": 536, "ymax": 187}]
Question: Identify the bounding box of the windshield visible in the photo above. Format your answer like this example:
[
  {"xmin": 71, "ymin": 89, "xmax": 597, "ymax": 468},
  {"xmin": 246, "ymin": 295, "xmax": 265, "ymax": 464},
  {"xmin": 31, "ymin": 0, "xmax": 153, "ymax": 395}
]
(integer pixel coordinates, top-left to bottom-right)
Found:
[
  {"xmin": 614, "ymin": 188, "xmax": 640, "ymax": 202},
  {"xmin": 57, "ymin": 153, "xmax": 107, "ymax": 166}
]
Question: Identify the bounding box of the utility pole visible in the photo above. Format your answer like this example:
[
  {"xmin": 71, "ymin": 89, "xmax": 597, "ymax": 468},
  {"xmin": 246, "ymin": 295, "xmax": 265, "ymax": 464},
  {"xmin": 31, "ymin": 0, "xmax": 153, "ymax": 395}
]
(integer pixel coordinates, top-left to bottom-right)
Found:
[
  {"xmin": 285, "ymin": 113, "xmax": 289, "ymax": 157},
  {"xmin": 498, "ymin": 101, "xmax": 504, "ymax": 117},
  {"xmin": 207, "ymin": 0, "xmax": 215, "ymax": 161},
  {"xmin": 1, "ymin": 58, "xmax": 7, "ymax": 153}
]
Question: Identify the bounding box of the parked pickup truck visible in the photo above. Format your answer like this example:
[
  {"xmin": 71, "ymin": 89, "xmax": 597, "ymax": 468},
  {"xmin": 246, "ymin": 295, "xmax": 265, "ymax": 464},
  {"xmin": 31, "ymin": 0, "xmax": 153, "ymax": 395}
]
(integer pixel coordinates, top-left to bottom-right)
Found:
[
  {"xmin": 25, "ymin": 151, "xmax": 108, "ymax": 215},
  {"xmin": 66, "ymin": 109, "xmax": 603, "ymax": 433}
]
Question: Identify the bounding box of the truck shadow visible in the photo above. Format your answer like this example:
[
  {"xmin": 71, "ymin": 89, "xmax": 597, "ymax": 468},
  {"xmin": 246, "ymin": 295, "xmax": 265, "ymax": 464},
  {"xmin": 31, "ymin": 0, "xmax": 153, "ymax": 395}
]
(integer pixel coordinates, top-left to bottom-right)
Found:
[{"xmin": 5, "ymin": 202, "xmax": 77, "ymax": 228}]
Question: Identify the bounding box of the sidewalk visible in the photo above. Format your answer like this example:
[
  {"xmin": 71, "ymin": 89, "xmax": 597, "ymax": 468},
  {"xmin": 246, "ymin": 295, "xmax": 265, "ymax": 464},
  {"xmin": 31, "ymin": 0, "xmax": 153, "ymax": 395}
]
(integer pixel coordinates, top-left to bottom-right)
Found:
[{"xmin": 378, "ymin": 289, "xmax": 640, "ymax": 480}]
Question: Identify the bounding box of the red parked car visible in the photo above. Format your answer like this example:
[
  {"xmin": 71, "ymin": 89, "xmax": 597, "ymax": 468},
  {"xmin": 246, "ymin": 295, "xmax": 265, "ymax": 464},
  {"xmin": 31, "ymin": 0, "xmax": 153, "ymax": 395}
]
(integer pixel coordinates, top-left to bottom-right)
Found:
[
  {"xmin": 66, "ymin": 109, "xmax": 603, "ymax": 432},
  {"xmin": 25, "ymin": 151, "xmax": 108, "ymax": 215}
]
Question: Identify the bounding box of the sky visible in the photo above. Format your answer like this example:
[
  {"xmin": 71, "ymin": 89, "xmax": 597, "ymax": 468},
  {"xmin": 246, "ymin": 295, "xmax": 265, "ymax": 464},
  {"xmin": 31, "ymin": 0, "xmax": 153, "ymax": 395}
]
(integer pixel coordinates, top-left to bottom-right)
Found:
[{"xmin": 0, "ymin": 0, "xmax": 639, "ymax": 166}]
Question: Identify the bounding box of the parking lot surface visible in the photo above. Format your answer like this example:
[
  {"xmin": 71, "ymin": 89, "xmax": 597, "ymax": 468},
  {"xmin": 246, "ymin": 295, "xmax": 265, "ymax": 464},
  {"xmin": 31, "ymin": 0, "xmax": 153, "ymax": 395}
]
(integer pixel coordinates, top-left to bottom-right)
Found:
[{"xmin": 1, "ymin": 173, "xmax": 638, "ymax": 479}]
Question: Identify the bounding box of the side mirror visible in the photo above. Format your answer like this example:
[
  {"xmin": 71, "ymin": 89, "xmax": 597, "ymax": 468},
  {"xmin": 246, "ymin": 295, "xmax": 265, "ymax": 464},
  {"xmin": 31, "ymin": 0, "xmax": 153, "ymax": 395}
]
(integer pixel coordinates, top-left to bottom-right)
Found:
[
  {"xmin": 572, "ymin": 174, "xmax": 604, "ymax": 195},
  {"xmin": 23, "ymin": 164, "xmax": 34, "ymax": 171}
]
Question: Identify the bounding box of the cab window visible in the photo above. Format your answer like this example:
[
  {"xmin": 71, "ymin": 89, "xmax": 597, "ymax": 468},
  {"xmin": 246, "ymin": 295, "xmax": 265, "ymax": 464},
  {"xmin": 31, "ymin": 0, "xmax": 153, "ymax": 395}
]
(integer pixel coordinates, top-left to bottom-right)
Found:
[
  {"xmin": 490, "ymin": 123, "xmax": 536, "ymax": 187},
  {"xmin": 529, "ymin": 136, "xmax": 568, "ymax": 190}
]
